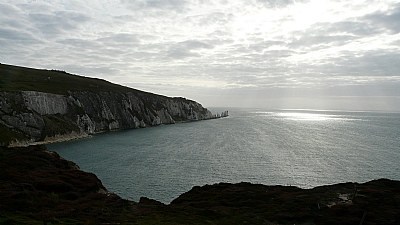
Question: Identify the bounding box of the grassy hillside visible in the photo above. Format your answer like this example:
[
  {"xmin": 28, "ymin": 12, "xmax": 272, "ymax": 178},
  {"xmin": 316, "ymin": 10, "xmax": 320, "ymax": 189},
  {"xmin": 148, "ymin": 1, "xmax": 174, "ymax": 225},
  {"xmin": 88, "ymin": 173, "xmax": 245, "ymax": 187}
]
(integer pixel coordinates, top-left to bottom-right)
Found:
[{"xmin": 0, "ymin": 63, "xmax": 151, "ymax": 96}]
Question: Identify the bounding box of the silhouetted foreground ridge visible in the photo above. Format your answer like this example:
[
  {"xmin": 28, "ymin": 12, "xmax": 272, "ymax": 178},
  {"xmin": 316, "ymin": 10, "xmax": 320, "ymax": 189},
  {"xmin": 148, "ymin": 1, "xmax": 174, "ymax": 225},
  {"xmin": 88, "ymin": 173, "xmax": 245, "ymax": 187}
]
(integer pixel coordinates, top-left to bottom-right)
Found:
[{"xmin": 1, "ymin": 145, "xmax": 399, "ymax": 225}]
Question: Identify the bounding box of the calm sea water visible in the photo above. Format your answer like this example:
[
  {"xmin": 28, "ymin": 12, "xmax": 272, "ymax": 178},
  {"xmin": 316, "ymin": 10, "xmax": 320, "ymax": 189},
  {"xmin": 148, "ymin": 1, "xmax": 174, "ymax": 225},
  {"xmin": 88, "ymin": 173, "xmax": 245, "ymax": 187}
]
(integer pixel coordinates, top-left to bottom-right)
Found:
[{"xmin": 48, "ymin": 108, "xmax": 400, "ymax": 203}]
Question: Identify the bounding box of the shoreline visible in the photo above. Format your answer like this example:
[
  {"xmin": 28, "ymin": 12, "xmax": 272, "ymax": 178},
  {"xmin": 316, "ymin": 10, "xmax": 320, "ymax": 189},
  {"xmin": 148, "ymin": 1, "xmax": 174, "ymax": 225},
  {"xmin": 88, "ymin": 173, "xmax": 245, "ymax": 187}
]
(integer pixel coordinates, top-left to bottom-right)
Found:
[
  {"xmin": 6, "ymin": 113, "xmax": 229, "ymax": 147},
  {"xmin": 8, "ymin": 132, "xmax": 92, "ymax": 147}
]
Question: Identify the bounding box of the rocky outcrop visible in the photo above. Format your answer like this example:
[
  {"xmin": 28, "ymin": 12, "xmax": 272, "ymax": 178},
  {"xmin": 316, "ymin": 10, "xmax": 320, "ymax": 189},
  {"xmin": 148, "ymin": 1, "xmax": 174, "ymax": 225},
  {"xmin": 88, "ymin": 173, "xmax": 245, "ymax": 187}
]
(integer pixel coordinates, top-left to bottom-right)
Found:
[
  {"xmin": 167, "ymin": 179, "xmax": 400, "ymax": 225},
  {"xmin": 214, "ymin": 110, "xmax": 229, "ymax": 118},
  {"xmin": 0, "ymin": 91, "xmax": 213, "ymax": 146},
  {"xmin": 0, "ymin": 145, "xmax": 130, "ymax": 224}
]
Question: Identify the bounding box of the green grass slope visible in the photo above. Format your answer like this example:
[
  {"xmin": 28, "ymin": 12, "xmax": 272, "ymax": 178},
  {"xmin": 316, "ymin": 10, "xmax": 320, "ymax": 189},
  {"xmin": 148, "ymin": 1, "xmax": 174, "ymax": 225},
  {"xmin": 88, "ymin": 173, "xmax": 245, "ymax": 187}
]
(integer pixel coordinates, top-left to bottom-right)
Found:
[{"xmin": 0, "ymin": 63, "xmax": 152, "ymax": 96}]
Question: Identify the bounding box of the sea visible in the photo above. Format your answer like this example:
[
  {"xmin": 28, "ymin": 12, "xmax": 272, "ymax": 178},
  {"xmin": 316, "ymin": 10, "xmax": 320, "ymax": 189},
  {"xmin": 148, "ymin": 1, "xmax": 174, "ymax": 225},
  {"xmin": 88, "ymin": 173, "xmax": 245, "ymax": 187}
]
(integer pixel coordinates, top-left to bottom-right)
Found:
[{"xmin": 48, "ymin": 108, "xmax": 400, "ymax": 203}]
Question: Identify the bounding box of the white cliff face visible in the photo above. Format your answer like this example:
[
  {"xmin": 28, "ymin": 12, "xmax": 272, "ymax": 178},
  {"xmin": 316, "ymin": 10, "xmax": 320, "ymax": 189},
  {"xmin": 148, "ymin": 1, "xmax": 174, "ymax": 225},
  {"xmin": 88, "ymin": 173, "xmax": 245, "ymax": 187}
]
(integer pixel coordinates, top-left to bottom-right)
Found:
[
  {"xmin": 76, "ymin": 114, "xmax": 95, "ymax": 134},
  {"xmin": 100, "ymin": 100, "xmax": 115, "ymax": 121},
  {"xmin": 163, "ymin": 99, "xmax": 213, "ymax": 121},
  {"xmin": 22, "ymin": 91, "xmax": 68, "ymax": 115},
  {"xmin": 133, "ymin": 116, "xmax": 141, "ymax": 128},
  {"xmin": 0, "ymin": 90, "xmax": 214, "ymax": 146},
  {"xmin": 126, "ymin": 93, "xmax": 144, "ymax": 112},
  {"xmin": 152, "ymin": 116, "xmax": 161, "ymax": 126},
  {"xmin": 108, "ymin": 120, "xmax": 119, "ymax": 130},
  {"xmin": 156, "ymin": 109, "xmax": 175, "ymax": 124}
]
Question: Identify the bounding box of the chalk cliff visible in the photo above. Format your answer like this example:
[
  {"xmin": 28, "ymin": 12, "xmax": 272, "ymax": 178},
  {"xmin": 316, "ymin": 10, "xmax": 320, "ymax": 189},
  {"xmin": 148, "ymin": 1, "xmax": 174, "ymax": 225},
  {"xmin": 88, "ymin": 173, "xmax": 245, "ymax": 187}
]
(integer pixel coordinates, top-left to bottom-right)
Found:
[{"xmin": 0, "ymin": 64, "xmax": 213, "ymax": 146}]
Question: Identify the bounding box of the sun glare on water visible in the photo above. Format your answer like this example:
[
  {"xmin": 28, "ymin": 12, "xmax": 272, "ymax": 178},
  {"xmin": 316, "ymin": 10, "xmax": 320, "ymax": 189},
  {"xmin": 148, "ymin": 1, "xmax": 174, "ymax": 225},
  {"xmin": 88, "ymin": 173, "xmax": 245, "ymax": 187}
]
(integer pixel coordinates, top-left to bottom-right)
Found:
[{"xmin": 276, "ymin": 112, "xmax": 338, "ymax": 121}]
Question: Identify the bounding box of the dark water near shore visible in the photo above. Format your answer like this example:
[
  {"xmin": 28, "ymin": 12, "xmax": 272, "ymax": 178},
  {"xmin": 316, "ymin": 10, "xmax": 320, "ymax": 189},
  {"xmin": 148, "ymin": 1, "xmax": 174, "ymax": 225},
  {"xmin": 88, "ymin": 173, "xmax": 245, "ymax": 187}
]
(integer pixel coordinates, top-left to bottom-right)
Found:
[{"xmin": 48, "ymin": 108, "xmax": 400, "ymax": 203}]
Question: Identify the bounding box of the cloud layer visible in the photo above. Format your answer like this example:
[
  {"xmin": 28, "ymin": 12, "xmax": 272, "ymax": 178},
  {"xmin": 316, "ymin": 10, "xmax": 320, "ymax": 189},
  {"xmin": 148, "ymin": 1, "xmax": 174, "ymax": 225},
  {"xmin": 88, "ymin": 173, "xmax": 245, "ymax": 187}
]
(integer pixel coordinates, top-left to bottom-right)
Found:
[{"xmin": 1, "ymin": 0, "xmax": 400, "ymax": 110}]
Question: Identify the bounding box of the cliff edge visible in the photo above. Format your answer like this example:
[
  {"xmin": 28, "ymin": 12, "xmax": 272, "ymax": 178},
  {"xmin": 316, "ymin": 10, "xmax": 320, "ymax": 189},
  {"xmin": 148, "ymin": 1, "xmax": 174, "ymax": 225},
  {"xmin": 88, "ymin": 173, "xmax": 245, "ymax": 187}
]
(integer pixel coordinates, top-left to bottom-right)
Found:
[{"xmin": 0, "ymin": 64, "xmax": 213, "ymax": 146}]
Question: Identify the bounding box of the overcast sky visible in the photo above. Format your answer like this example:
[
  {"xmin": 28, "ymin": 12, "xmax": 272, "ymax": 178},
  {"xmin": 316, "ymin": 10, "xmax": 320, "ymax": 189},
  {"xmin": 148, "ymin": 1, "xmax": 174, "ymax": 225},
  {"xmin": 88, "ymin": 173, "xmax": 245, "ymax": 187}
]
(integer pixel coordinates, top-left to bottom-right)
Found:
[{"xmin": 1, "ymin": 0, "xmax": 400, "ymax": 111}]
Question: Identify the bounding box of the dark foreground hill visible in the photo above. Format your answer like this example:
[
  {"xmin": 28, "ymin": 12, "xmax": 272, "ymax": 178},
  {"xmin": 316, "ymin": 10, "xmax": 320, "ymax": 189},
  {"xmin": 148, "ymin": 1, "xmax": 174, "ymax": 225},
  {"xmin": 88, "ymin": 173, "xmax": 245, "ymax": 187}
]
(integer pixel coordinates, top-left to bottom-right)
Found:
[
  {"xmin": 1, "ymin": 145, "xmax": 399, "ymax": 225},
  {"xmin": 0, "ymin": 64, "xmax": 214, "ymax": 146}
]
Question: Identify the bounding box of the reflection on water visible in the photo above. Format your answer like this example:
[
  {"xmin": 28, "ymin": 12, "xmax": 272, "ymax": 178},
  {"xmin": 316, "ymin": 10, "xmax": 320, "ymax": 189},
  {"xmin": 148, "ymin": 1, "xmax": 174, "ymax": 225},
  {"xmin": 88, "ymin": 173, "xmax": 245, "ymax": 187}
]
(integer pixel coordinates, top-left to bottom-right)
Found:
[
  {"xmin": 276, "ymin": 112, "xmax": 338, "ymax": 121},
  {"xmin": 252, "ymin": 110, "xmax": 362, "ymax": 121}
]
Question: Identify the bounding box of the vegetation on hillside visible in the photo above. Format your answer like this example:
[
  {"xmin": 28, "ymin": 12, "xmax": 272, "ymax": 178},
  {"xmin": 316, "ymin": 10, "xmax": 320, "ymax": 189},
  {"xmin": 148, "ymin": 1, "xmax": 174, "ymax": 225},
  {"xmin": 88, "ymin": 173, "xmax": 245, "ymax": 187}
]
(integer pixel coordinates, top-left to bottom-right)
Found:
[{"xmin": 0, "ymin": 63, "xmax": 167, "ymax": 99}]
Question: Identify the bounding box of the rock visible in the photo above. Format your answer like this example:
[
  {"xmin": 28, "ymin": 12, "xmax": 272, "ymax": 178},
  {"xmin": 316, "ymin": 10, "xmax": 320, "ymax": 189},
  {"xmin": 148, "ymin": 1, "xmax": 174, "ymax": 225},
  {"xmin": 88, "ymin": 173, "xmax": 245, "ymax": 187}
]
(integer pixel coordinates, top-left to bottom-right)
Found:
[
  {"xmin": 0, "ymin": 145, "xmax": 130, "ymax": 224},
  {"xmin": 76, "ymin": 114, "xmax": 95, "ymax": 134},
  {"xmin": 170, "ymin": 180, "xmax": 400, "ymax": 224},
  {"xmin": 22, "ymin": 91, "xmax": 69, "ymax": 115},
  {"xmin": 139, "ymin": 197, "xmax": 165, "ymax": 207}
]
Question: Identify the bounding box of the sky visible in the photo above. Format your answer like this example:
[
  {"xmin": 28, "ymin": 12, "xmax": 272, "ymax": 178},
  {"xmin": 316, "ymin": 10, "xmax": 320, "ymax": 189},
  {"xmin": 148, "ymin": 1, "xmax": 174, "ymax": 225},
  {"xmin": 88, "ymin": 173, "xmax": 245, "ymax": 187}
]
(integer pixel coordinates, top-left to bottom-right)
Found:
[{"xmin": 1, "ymin": 0, "xmax": 400, "ymax": 111}]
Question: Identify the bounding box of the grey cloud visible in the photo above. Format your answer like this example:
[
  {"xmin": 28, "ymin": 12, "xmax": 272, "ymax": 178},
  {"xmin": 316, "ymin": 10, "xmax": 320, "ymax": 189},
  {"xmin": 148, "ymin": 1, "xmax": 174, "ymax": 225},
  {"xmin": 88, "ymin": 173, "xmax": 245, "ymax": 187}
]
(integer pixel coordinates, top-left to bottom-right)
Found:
[
  {"xmin": 257, "ymin": 0, "xmax": 309, "ymax": 8},
  {"xmin": 0, "ymin": 3, "xmax": 33, "ymax": 35},
  {"xmin": 290, "ymin": 50, "xmax": 400, "ymax": 83},
  {"xmin": 334, "ymin": 50, "xmax": 400, "ymax": 76},
  {"xmin": 113, "ymin": 15, "xmax": 135, "ymax": 21},
  {"xmin": 213, "ymin": 41, "xmax": 293, "ymax": 65},
  {"xmin": 278, "ymin": 5, "xmax": 400, "ymax": 51},
  {"xmin": 166, "ymin": 48, "xmax": 200, "ymax": 59},
  {"xmin": 288, "ymin": 33, "xmax": 355, "ymax": 49},
  {"xmin": 0, "ymin": 27, "xmax": 41, "ymax": 43},
  {"xmin": 24, "ymin": 41, "xmax": 122, "ymax": 69},
  {"xmin": 300, "ymin": 83, "xmax": 400, "ymax": 98},
  {"xmin": 145, "ymin": 0, "xmax": 186, "ymax": 8},
  {"xmin": 0, "ymin": 37, "xmax": 37, "ymax": 65},
  {"xmin": 208, "ymin": 30, "xmax": 232, "ymax": 38},
  {"xmin": 364, "ymin": 5, "xmax": 400, "ymax": 33},
  {"xmin": 1, "ymin": 18, "xmax": 27, "ymax": 30},
  {"xmin": 57, "ymin": 38, "xmax": 102, "ymax": 49},
  {"xmin": 180, "ymin": 40, "xmax": 214, "ymax": 49},
  {"xmin": 124, "ymin": 51, "xmax": 161, "ymax": 61},
  {"xmin": 392, "ymin": 39, "xmax": 400, "ymax": 46},
  {"xmin": 166, "ymin": 40, "xmax": 214, "ymax": 59},
  {"xmin": 28, "ymin": 11, "xmax": 90, "ymax": 38},
  {"xmin": 60, "ymin": 64, "xmax": 121, "ymax": 78},
  {"xmin": 187, "ymin": 12, "xmax": 234, "ymax": 27},
  {"xmin": 322, "ymin": 21, "xmax": 380, "ymax": 36},
  {"xmin": 285, "ymin": 20, "xmax": 380, "ymax": 51},
  {"xmin": 247, "ymin": 40, "xmax": 289, "ymax": 53},
  {"xmin": 262, "ymin": 49, "xmax": 295, "ymax": 58},
  {"xmin": 0, "ymin": 3, "xmax": 21, "ymax": 16},
  {"xmin": 120, "ymin": 0, "xmax": 187, "ymax": 11},
  {"xmin": 97, "ymin": 33, "xmax": 140, "ymax": 45},
  {"xmin": 14, "ymin": 2, "xmax": 54, "ymax": 12},
  {"xmin": 183, "ymin": 60, "xmax": 290, "ymax": 86}
]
